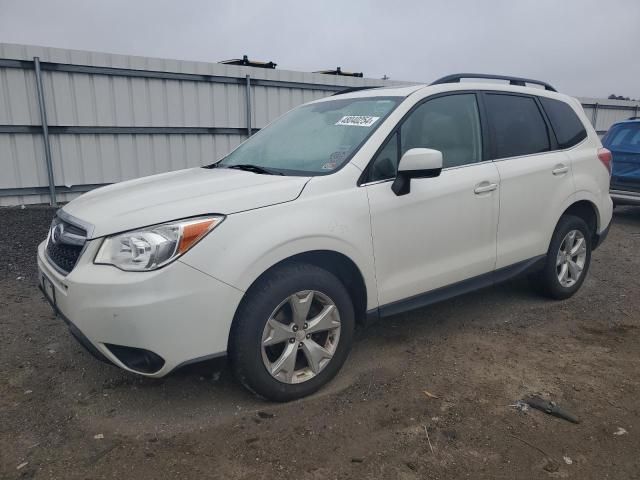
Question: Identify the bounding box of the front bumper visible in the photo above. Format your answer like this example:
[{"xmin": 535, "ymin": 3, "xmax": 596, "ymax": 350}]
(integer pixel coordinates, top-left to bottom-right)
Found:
[{"xmin": 37, "ymin": 240, "xmax": 244, "ymax": 377}]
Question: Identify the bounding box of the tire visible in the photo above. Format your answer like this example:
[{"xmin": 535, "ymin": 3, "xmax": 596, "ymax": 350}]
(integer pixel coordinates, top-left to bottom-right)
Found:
[
  {"xmin": 229, "ymin": 262, "xmax": 355, "ymax": 402},
  {"xmin": 531, "ymin": 215, "xmax": 592, "ymax": 300}
]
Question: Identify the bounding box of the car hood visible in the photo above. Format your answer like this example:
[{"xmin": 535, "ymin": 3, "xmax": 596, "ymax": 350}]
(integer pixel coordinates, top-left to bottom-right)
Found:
[{"xmin": 63, "ymin": 167, "xmax": 311, "ymax": 238}]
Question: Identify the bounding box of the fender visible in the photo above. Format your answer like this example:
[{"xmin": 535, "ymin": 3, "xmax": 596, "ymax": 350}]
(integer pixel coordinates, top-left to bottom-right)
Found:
[
  {"xmin": 570, "ymin": 190, "xmax": 602, "ymax": 229},
  {"xmin": 180, "ymin": 182, "xmax": 380, "ymax": 311},
  {"xmin": 556, "ymin": 190, "xmax": 602, "ymax": 229},
  {"xmin": 230, "ymin": 236, "xmax": 376, "ymax": 303},
  {"xmin": 547, "ymin": 191, "xmax": 602, "ymax": 248}
]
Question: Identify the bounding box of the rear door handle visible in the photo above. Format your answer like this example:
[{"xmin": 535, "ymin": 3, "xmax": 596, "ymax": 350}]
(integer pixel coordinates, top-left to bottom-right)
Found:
[
  {"xmin": 474, "ymin": 182, "xmax": 498, "ymax": 194},
  {"xmin": 552, "ymin": 165, "xmax": 569, "ymax": 176}
]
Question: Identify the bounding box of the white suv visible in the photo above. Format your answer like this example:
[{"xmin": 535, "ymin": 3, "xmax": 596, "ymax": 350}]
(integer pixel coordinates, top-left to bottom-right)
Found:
[{"xmin": 38, "ymin": 74, "xmax": 613, "ymax": 401}]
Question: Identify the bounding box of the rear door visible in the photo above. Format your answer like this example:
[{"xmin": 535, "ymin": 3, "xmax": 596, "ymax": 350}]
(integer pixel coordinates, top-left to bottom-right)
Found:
[
  {"xmin": 603, "ymin": 123, "xmax": 640, "ymax": 193},
  {"xmin": 483, "ymin": 92, "xmax": 575, "ymax": 269}
]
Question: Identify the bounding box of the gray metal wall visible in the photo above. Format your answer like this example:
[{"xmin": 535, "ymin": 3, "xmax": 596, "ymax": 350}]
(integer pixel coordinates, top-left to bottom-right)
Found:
[
  {"xmin": 1, "ymin": 43, "xmax": 639, "ymax": 206},
  {"xmin": 0, "ymin": 43, "xmax": 402, "ymax": 206},
  {"xmin": 579, "ymin": 97, "xmax": 640, "ymax": 136}
]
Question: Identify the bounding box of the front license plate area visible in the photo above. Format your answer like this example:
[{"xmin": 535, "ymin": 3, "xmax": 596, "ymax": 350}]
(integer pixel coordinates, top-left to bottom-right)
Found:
[{"xmin": 40, "ymin": 272, "xmax": 57, "ymax": 312}]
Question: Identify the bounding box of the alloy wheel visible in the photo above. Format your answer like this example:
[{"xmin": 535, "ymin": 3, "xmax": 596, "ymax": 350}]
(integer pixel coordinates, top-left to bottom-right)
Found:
[
  {"xmin": 556, "ymin": 229, "xmax": 587, "ymax": 288},
  {"xmin": 261, "ymin": 290, "xmax": 341, "ymax": 384}
]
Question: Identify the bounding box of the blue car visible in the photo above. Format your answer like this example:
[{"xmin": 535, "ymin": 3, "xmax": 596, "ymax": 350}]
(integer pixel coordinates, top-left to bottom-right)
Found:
[{"xmin": 603, "ymin": 117, "xmax": 640, "ymax": 205}]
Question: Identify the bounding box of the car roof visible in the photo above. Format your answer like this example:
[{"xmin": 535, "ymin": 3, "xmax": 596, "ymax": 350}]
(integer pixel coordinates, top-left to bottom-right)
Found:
[
  {"xmin": 611, "ymin": 118, "xmax": 640, "ymax": 126},
  {"xmin": 329, "ymin": 84, "xmax": 425, "ymax": 98},
  {"xmin": 315, "ymin": 82, "xmax": 577, "ymax": 104}
]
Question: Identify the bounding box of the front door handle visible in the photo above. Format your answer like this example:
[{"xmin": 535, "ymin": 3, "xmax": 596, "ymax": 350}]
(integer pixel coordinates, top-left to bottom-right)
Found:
[
  {"xmin": 552, "ymin": 165, "xmax": 569, "ymax": 176},
  {"xmin": 474, "ymin": 182, "xmax": 498, "ymax": 194}
]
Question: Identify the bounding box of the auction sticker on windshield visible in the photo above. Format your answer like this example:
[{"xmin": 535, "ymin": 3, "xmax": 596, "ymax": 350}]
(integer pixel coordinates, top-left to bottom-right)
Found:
[{"xmin": 335, "ymin": 115, "xmax": 380, "ymax": 127}]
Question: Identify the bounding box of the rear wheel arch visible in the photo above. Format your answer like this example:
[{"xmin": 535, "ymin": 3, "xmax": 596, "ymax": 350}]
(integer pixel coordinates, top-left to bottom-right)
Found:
[
  {"xmin": 560, "ymin": 200, "xmax": 599, "ymax": 242},
  {"xmin": 531, "ymin": 214, "xmax": 592, "ymax": 299}
]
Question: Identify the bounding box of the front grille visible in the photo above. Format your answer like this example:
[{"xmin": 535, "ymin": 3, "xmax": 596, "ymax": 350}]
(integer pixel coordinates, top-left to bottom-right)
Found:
[
  {"xmin": 46, "ymin": 240, "xmax": 84, "ymax": 274},
  {"xmin": 45, "ymin": 215, "xmax": 88, "ymax": 274}
]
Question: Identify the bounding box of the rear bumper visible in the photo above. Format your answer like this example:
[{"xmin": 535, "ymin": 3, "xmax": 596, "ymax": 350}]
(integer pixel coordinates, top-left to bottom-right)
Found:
[
  {"xmin": 610, "ymin": 189, "xmax": 640, "ymax": 206},
  {"xmin": 593, "ymin": 220, "xmax": 611, "ymax": 250}
]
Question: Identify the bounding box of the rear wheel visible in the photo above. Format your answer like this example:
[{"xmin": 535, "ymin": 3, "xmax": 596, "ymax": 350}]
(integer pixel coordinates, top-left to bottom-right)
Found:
[
  {"xmin": 229, "ymin": 263, "xmax": 355, "ymax": 401},
  {"xmin": 532, "ymin": 215, "xmax": 592, "ymax": 299}
]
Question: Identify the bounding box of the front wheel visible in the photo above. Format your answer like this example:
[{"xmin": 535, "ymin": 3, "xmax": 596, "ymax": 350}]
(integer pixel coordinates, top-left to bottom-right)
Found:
[
  {"xmin": 229, "ymin": 263, "xmax": 355, "ymax": 401},
  {"xmin": 531, "ymin": 215, "xmax": 592, "ymax": 300}
]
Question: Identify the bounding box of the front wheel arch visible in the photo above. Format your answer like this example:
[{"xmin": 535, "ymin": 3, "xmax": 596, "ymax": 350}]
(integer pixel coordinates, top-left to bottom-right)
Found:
[
  {"xmin": 228, "ymin": 261, "xmax": 356, "ymax": 401},
  {"xmin": 233, "ymin": 250, "xmax": 368, "ymax": 333},
  {"xmin": 226, "ymin": 250, "xmax": 369, "ymax": 365}
]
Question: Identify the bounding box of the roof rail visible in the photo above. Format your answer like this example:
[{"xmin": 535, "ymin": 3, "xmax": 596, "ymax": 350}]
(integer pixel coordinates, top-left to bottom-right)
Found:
[
  {"xmin": 332, "ymin": 86, "xmax": 382, "ymax": 96},
  {"xmin": 628, "ymin": 116, "xmax": 640, "ymax": 120},
  {"xmin": 430, "ymin": 73, "xmax": 557, "ymax": 92}
]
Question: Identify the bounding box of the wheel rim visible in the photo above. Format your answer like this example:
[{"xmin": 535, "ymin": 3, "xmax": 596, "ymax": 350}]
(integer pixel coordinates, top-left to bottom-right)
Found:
[
  {"xmin": 261, "ymin": 290, "xmax": 341, "ymax": 384},
  {"xmin": 556, "ymin": 229, "xmax": 587, "ymax": 288}
]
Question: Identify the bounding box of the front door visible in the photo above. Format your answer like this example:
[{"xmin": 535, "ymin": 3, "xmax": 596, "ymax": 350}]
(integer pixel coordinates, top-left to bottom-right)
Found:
[{"xmin": 364, "ymin": 93, "xmax": 499, "ymax": 307}]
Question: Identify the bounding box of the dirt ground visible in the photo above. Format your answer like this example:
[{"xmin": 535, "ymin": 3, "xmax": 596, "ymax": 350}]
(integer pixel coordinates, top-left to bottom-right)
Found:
[{"xmin": 1, "ymin": 206, "xmax": 639, "ymax": 480}]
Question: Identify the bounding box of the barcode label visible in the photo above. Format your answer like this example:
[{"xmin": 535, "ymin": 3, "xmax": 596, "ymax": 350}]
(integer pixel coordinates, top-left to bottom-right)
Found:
[{"xmin": 335, "ymin": 115, "xmax": 380, "ymax": 127}]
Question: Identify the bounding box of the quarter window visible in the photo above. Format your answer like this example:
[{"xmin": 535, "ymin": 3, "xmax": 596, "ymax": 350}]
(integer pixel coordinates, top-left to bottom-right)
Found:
[
  {"xmin": 367, "ymin": 132, "xmax": 399, "ymax": 182},
  {"xmin": 484, "ymin": 94, "xmax": 550, "ymax": 159},
  {"xmin": 539, "ymin": 97, "xmax": 587, "ymax": 149}
]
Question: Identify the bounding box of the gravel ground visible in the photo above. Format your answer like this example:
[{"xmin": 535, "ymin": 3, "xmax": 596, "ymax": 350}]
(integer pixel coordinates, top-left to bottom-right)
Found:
[{"xmin": 1, "ymin": 205, "xmax": 639, "ymax": 479}]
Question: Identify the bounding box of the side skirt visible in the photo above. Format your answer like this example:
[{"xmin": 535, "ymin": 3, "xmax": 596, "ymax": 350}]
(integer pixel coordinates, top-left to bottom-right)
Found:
[
  {"xmin": 367, "ymin": 255, "xmax": 546, "ymax": 320},
  {"xmin": 169, "ymin": 351, "xmax": 228, "ymax": 374}
]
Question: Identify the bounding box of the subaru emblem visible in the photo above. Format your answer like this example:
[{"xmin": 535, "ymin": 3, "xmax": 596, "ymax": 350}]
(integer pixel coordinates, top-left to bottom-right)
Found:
[{"xmin": 51, "ymin": 222, "xmax": 65, "ymax": 244}]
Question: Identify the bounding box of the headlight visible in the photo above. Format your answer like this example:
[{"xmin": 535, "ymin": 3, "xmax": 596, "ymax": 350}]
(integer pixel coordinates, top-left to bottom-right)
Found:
[{"xmin": 94, "ymin": 215, "xmax": 224, "ymax": 271}]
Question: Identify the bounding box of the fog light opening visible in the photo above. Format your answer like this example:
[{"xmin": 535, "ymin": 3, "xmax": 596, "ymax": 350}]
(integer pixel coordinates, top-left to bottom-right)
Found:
[{"xmin": 104, "ymin": 344, "xmax": 165, "ymax": 374}]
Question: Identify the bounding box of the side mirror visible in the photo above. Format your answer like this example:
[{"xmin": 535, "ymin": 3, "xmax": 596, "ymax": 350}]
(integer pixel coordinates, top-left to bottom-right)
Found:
[{"xmin": 391, "ymin": 148, "xmax": 443, "ymax": 196}]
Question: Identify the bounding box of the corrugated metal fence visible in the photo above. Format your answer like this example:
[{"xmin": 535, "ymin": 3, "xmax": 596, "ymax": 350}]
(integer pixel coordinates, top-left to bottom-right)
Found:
[
  {"xmin": 580, "ymin": 98, "xmax": 640, "ymax": 136},
  {"xmin": 0, "ymin": 43, "xmax": 399, "ymax": 206},
  {"xmin": 1, "ymin": 43, "xmax": 639, "ymax": 206}
]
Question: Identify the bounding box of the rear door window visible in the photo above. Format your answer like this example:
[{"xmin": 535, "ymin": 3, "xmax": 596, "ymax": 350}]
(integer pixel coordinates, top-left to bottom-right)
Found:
[
  {"xmin": 484, "ymin": 94, "xmax": 550, "ymax": 159},
  {"xmin": 539, "ymin": 97, "xmax": 587, "ymax": 149}
]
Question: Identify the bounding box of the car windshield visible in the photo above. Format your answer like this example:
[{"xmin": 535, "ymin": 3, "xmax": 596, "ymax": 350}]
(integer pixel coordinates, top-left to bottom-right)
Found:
[{"xmin": 215, "ymin": 96, "xmax": 402, "ymax": 175}]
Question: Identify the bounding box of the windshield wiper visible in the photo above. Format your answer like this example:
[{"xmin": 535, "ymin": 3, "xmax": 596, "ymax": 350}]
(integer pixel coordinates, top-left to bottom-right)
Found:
[{"xmin": 227, "ymin": 164, "xmax": 283, "ymax": 175}]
